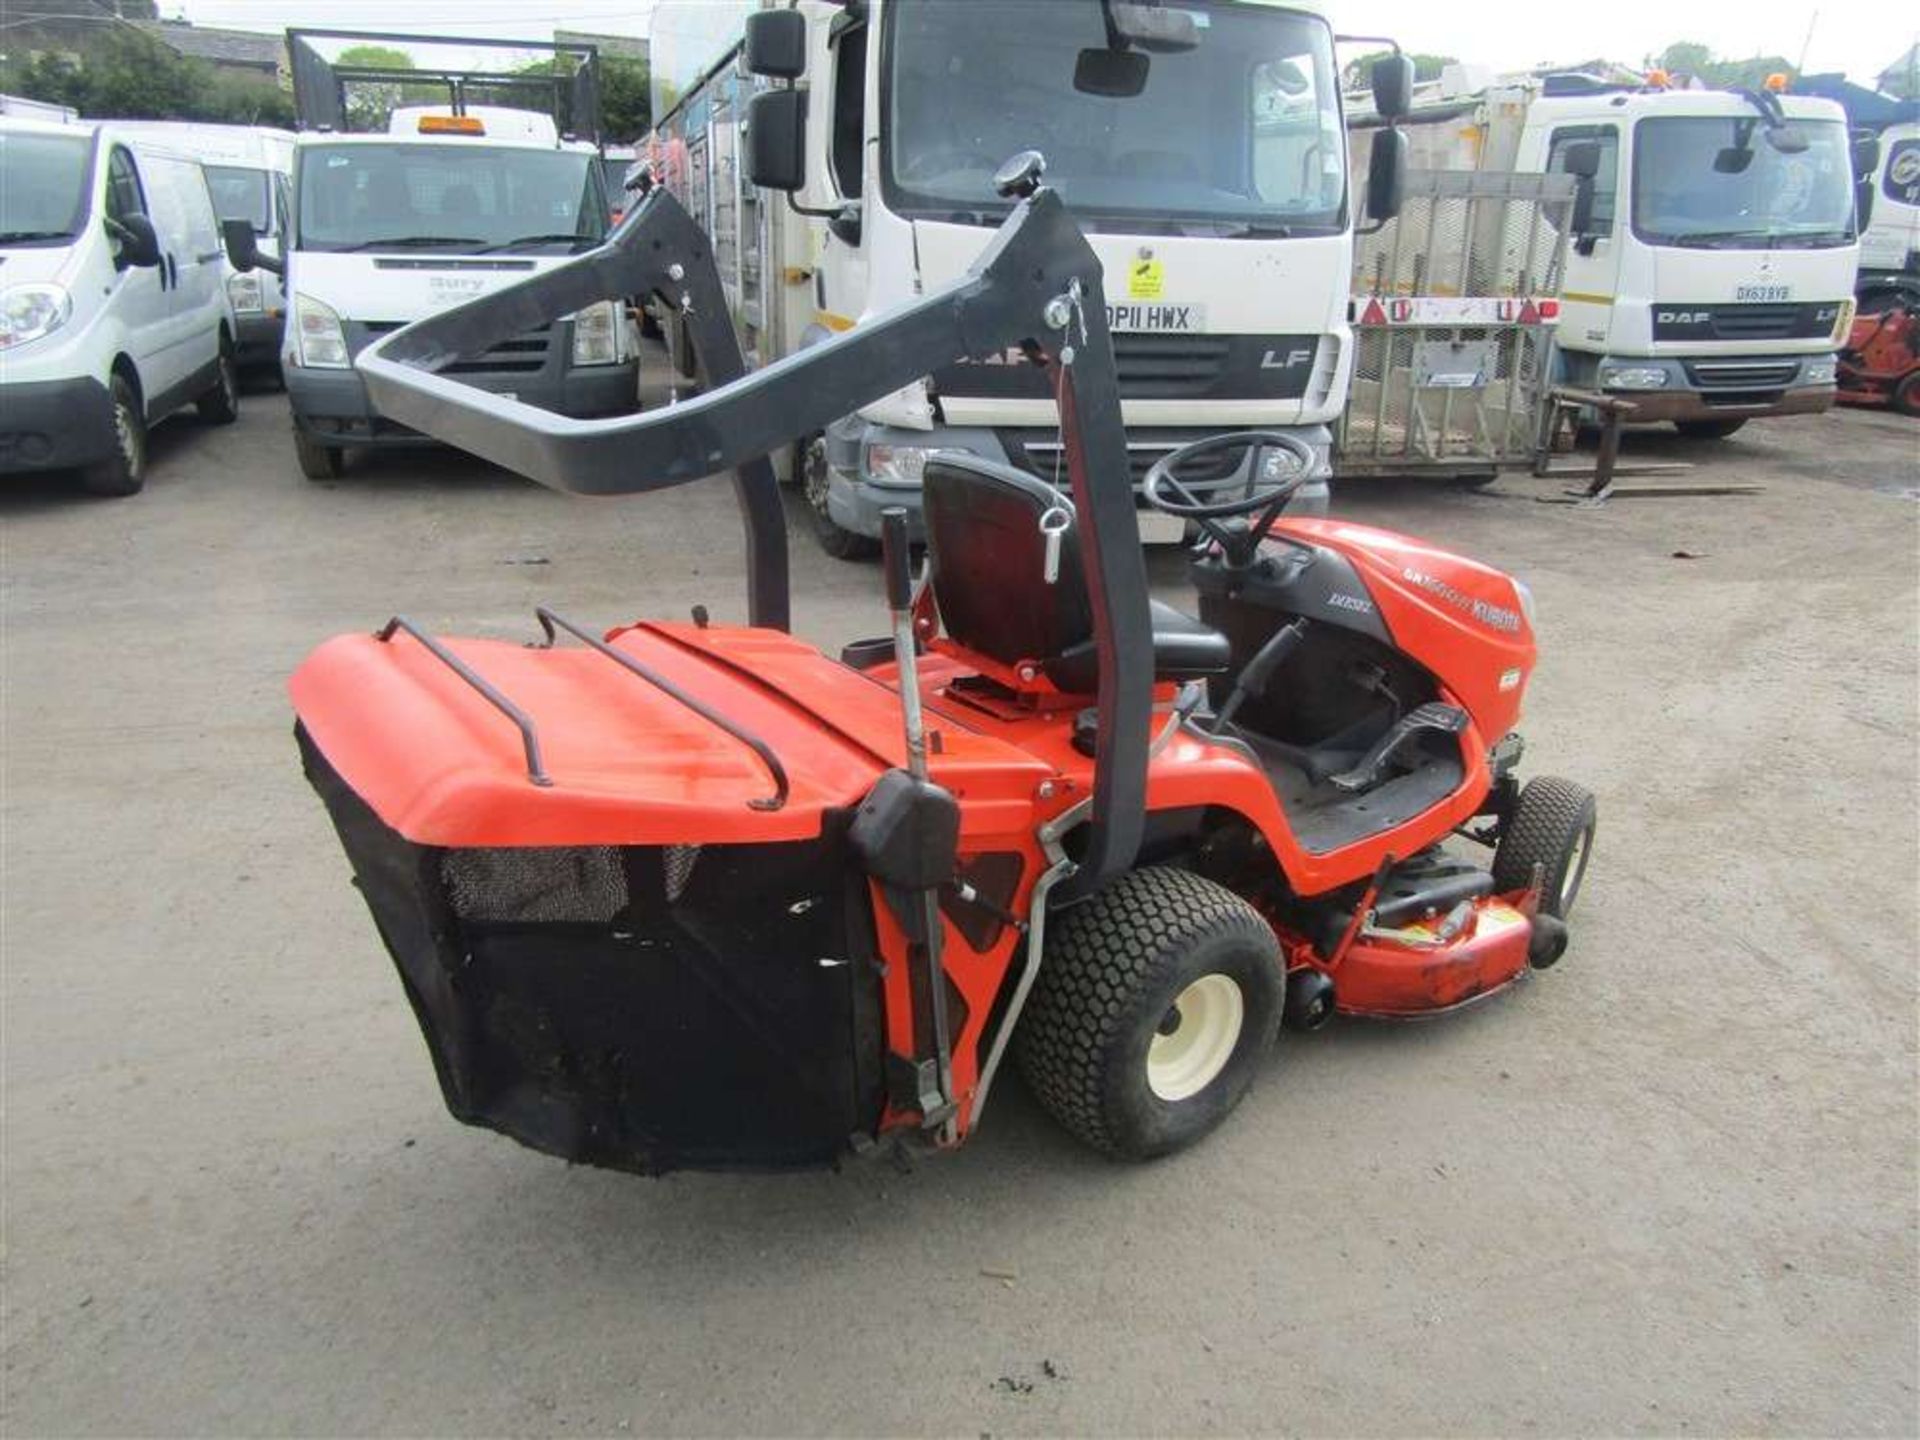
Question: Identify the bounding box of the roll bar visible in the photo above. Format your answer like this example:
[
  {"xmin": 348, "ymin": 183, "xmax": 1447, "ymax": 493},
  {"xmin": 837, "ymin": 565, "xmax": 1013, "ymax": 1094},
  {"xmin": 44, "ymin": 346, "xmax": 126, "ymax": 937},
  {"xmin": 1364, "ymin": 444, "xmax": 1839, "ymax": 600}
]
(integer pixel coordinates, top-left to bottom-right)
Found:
[{"xmin": 354, "ymin": 184, "xmax": 1153, "ymax": 897}]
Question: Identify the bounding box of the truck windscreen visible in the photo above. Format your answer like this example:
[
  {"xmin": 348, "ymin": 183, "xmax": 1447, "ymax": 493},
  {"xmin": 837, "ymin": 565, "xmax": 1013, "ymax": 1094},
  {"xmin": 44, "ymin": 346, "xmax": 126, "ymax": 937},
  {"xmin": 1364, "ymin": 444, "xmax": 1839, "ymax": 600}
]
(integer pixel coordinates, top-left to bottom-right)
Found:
[
  {"xmin": 882, "ymin": 0, "xmax": 1344, "ymax": 234},
  {"xmin": 1632, "ymin": 117, "xmax": 1855, "ymax": 249},
  {"xmin": 295, "ymin": 143, "xmax": 605, "ymax": 253},
  {"xmin": 0, "ymin": 130, "xmax": 93, "ymax": 245},
  {"xmin": 205, "ymin": 164, "xmax": 271, "ymax": 234}
]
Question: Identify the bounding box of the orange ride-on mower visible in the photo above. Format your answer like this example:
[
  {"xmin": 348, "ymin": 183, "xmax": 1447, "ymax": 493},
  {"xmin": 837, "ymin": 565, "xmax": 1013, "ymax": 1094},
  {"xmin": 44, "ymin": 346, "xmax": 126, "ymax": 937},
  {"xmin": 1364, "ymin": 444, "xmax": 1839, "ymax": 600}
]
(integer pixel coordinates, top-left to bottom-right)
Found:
[
  {"xmin": 1837, "ymin": 293, "xmax": 1920, "ymax": 416},
  {"xmin": 293, "ymin": 157, "xmax": 1596, "ymax": 1174}
]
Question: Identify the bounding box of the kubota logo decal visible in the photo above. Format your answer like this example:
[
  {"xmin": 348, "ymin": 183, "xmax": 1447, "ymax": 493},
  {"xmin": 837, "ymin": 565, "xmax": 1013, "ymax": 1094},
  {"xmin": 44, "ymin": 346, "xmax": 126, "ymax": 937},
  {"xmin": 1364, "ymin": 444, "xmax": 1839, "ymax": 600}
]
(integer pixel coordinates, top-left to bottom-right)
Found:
[{"xmin": 1402, "ymin": 567, "xmax": 1521, "ymax": 632}]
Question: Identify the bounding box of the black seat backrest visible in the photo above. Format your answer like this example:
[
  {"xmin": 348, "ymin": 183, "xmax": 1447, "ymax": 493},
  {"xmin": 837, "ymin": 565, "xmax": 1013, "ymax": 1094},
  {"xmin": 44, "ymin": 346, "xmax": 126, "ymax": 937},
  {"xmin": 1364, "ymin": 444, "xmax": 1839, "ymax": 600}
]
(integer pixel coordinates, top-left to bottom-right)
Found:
[{"xmin": 923, "ymin": 455, "xmax": 1091, "ymax": 670}]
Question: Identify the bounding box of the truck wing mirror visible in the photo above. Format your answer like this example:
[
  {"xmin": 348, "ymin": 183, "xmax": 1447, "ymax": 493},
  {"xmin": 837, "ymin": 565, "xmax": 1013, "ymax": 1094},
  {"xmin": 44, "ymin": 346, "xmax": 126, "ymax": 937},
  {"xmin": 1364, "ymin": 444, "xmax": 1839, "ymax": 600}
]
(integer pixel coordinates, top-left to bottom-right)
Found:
[
  {"xmin": 746, "ymin": 89, "xmax": 807, "ymax": 192},
  {"xmin": 1764, "ymin": 124, "xmax": 1809, "ymax": 156},
  {"xmin": 1559, "ymin": 139, "xmax": 1602, "ymax": 180},
  {"xmin": 222, "ymin": 217, "xmax": 282, "ymax": 276},
  {"xmin": 1365, "ymin": 128, "xmax": 1407, "ymax": 226},
  {"xmin": 110, "ymin": 213, "xmax": 162, "ymax": 270},
  {"xmin": 1370, "ymin": 53, "xmax": 1415, "ymax": 123},
  {"xmin": 744, "ymin": 9, "xmax": 806, "ymax": 80}
]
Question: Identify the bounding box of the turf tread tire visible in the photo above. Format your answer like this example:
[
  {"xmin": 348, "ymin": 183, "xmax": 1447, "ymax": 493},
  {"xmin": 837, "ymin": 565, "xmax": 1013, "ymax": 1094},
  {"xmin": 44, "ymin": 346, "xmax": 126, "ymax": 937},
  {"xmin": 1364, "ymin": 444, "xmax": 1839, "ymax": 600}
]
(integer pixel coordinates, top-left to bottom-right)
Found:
[
  {"xmin": 1492, "ymin": 776, "xmax": 1597, "ymax": 918},
  {"xmin": 1014, "ymin": 866, "xmax": 1281, "ymax": 1160}
]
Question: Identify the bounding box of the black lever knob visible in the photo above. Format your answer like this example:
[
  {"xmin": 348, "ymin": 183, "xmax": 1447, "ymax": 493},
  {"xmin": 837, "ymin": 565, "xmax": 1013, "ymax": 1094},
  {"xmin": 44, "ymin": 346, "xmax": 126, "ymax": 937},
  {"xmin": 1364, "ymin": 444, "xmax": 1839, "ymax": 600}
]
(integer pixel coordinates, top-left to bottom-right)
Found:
[{"xmin": 993, "ymin": 150, "xmax": 1048, "ymax": 199}]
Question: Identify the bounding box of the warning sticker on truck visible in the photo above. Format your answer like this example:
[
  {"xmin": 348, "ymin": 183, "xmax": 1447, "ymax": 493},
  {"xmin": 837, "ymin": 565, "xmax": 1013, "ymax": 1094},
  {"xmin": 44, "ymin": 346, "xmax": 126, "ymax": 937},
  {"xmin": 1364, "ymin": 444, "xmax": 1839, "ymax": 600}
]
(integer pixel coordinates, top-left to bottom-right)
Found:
[
  {"xmin": 1107, "ymin": 303, "xmax": 1205, "ymax": 333},
  {"xmin": 1126, "ymin": 258, "xmax": 1165, "ymax": 299}
]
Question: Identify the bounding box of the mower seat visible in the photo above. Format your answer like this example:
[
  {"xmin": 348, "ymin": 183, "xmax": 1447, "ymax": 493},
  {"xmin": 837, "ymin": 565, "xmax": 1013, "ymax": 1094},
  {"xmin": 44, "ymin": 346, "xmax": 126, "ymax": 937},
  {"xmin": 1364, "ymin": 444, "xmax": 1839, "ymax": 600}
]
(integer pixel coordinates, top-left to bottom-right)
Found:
[{"xmin": 922, "ymin": 454, "xmax": 1230, "ymax": 692}]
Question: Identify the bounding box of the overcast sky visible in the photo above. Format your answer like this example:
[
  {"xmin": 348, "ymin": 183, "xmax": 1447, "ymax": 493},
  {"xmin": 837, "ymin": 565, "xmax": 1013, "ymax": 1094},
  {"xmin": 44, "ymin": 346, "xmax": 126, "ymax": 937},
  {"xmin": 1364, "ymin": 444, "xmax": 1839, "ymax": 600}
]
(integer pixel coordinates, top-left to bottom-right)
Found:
[{"xmin": 171, "ymin": 0, "xmax": 1914, "ymax": 89}]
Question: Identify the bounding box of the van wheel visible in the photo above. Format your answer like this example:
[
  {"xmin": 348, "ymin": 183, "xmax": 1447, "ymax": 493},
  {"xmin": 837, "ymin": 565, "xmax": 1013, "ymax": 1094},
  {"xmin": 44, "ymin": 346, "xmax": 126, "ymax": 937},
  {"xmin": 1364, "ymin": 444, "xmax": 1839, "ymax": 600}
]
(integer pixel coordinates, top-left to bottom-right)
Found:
[
  {"xmin": 81, "ymin": 374, "xmax": 147, "ymax": 498},
  {"xmin": 1675, "ymin": 418, "xmax": 1747, "ymax": 439},
  {"xmin": 803, "ymin": 435, "xmax": 878, "ymax": 560},
  {"xmin": 1015, "ymin": 867, "xmax": 1283, "ymax": 1160},
  {"xmin": 294, "ymin": 428, "xmax": 346, "ymax": 481},
  {"xmin": 197, "ymin": 343, "xmax": 240, "ymax": 424}
]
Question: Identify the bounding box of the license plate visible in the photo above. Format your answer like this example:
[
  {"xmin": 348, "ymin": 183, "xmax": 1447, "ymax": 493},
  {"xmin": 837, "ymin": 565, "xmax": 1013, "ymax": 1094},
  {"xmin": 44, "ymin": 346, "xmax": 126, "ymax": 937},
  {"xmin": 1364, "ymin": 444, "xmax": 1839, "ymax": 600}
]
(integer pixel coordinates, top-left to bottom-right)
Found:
[
  {"xmin": 1736, "ymin": 284, "xmax": 1790, "ymax": 302},
  {"xmin": 1107, "ymin": 302, "xmax": 1206, "ymax": 333}
]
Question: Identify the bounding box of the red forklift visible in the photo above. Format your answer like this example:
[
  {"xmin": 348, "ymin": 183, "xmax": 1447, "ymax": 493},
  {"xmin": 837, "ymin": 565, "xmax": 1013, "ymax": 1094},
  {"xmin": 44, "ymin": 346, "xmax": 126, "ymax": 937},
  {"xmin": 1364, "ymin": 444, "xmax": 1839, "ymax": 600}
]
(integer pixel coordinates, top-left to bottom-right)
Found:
[{"xmin": 287, "ymin": 150, "xmax": 1596, "ymax": 1174}]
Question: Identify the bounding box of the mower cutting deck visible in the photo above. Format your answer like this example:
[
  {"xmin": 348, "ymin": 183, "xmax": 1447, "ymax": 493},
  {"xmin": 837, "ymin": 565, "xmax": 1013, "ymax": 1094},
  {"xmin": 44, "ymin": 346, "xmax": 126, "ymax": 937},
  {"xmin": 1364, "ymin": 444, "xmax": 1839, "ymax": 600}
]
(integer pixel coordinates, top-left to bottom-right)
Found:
[{"xmin": 292, "ymin": 160, "xmax": 1596, "ymax": 1175}]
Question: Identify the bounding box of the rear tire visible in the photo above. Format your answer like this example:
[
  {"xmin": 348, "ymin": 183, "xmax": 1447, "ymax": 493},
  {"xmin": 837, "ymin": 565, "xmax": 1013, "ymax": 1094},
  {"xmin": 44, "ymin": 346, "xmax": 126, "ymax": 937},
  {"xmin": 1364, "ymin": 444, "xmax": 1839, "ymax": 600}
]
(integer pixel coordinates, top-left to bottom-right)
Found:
[
  {"xmin": 1015, "ymin": 867, "xmax": 1283, "ymax": 1160},
  {"xmin": 1893, "ymin": 372, "xmax": 1920, "ymax": 419},
  {"xmin": 1492, "ymin": 776, "xmax": 1597, "ymax": 919},
  {"xmin": 294, "ymin": 427, "xmax": 346, "ymax": 481},
  {"xmin": 80, "ymin": 373, "xmax": 146, "ymax": 498},
  {"xmin": 196, "ymin": 342, "xmax": 240, "ymax": 424},
  {"xmin": 802, "ymin": 434, "xmax": 878, "ymax": 560},
  {"xmin": 1675, "ymin": 418, "xmax": 1747, "ymax": 439}
]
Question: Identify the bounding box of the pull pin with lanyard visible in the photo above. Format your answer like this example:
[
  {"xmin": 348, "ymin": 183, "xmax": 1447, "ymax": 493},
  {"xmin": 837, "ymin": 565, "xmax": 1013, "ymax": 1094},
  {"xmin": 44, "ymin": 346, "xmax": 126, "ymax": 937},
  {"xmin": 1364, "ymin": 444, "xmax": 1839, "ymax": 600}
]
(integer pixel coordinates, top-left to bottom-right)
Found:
[{"xmin": 1037, "ymin": 279, "xmax": 1087, "ymax": 586}]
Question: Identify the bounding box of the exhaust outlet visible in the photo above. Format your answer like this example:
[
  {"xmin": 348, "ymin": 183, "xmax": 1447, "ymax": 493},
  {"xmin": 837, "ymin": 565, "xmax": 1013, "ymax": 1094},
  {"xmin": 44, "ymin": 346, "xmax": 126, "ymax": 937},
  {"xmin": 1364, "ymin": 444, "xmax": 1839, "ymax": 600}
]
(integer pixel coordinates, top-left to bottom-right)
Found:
[
  {"xmin": 1284, "ymin": 967, "xmax": 1336, "ymax": 1031},
  {"xmin": 1528, "ymin": 913, "xmax": 1569, "ymax": 969}
]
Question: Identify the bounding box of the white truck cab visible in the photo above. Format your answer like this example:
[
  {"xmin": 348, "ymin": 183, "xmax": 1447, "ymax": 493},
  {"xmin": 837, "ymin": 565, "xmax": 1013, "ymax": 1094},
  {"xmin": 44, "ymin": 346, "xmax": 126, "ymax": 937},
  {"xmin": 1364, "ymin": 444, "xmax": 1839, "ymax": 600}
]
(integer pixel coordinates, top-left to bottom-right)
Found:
[
  {"xmin": 0, "ymin": 118, "xmax": 241, "ymax": 496},
  {"xmin": 1524, "ymin": 80, "xmax": 1860, "ymax": 434},
  {"xmin": 653, "ymin": 0, "xmax": 1380, "ymax": 555},
  {"xmin": 1858, "ymin": 120, "xmax": 1919, "ymax": 306},
  {"xmin": 253, "ymin": 31, "xmax": 637, "ymax": 481}
]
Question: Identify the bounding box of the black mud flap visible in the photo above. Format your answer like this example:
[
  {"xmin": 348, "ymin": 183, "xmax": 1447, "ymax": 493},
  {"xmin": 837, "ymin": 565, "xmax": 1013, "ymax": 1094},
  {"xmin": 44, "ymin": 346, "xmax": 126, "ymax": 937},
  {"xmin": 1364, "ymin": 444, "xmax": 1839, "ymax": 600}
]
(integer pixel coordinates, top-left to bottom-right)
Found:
[{"xmin": 299, "ymin": 726, "xmax": 883, "ymax": 1175}]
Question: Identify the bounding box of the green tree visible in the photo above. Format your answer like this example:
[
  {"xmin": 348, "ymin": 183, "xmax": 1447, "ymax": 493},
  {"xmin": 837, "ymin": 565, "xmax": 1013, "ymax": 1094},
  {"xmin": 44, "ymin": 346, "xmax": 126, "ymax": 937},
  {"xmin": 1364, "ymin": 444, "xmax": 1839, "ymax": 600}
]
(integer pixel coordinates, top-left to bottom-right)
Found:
[
  {"xmin": 1652, "ymin": 41, "xmax": 1797, "ymax": 90},
  {"xmin": 0, "ymin": 27, "xmax": 294, "ymax": 127},
  {"xmin": 1342, "ymin": 49, "xmax": 1457, "ymax": 95},
  {"xmin": 508, "ymin": 51, "xmax": 650, "ymax": 142}
]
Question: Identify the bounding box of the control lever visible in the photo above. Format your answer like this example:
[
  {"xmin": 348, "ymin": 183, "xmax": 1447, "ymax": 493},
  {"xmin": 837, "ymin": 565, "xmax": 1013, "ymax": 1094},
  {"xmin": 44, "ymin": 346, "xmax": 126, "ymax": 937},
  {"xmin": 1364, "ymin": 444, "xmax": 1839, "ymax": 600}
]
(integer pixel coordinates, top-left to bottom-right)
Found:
[
  {"xmin": 880, "ymin": 508, "xmax": 957, "ymax": 1136},
  {"xmin": 1210, "ymin": 620, "xmax": 1307, "ymax": 733},
  {"xmin": 1327, "ymin": 701, "xmax": 1468, "ymax": 793}
]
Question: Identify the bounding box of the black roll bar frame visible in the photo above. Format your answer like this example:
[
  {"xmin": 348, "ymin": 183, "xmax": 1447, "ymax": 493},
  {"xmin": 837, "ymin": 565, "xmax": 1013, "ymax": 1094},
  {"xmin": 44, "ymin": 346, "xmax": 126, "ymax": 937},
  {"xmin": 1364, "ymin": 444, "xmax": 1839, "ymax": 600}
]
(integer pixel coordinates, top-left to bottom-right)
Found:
[{"xmin": 354, "ymin": 184, "xmax": 1154, "ymax": 897}]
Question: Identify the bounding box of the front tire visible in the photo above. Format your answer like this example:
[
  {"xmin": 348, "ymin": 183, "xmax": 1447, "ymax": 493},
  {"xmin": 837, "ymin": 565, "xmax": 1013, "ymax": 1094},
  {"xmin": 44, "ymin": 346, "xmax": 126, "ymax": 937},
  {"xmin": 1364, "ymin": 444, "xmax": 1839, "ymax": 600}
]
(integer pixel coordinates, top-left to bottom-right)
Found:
[
  {"xmin": 802, "ymin": 434, "xmax": 878, "ymax": 560},
  {"xmin": 1492, "ymin": 776, "xmax": 1597, "ymax": 919},
  {"xmin": 1675, "ymin": 418, "xmax": 1747, "ymax": 439},
  {"xmin": 80, "ymin": 373, "xmax": 147, "ymax": 498},
  {"xmin": 293, "ymin": 427, "xmax": 346, "ymax": 481},
  {"xmin": 197, "ymin": 343, "xmax": 240, "ymax": 424},
  {"xmin": 1015, "ymin": 867, "xmax": 1283, "ymax": 1160}
]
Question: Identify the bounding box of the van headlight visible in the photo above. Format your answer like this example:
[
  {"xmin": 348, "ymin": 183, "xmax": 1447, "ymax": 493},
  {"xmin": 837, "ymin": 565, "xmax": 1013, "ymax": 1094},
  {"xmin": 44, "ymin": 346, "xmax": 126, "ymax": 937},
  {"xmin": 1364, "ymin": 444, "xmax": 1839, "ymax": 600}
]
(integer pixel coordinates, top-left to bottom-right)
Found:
[
  {"xmin": 0, "ymin": 284, "xmax": 73, "ymax": 350},
  {"xmin": 227, "ymin": 271, "xmax": 265, "ymax": 315},
  {"xmin": 570, "ymin": 300, "xmax": 621, "ymax": 366},
  {"xmin": 865, "ymin": 443, "xmax": 937, "ymax": 487},
  {"xmin": 293, "ymin": 292, "xmax": 349, "ymax": 368}
]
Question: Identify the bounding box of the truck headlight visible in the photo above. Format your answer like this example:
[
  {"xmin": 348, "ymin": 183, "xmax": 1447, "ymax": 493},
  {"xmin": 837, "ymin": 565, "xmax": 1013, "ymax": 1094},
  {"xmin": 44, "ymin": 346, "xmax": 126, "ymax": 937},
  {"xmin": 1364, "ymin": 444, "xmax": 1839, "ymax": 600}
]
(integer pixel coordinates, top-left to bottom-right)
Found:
[
  {"xmin": 865, "ymin": 443, "xmax": 935, "ymax": 487},
  {"xmin": 1804, "ymin": 357, "xmax": 1838, "ymax": 385},
  {"xmin": 1599, "ymin": 364, "xmax": 1669, "ymax": 390},
  {"xmin": 293, "ymin": 293, "xmax": 348, "ymax": 368},
  {"xmin": 227, "ymin": 271, "xmax": 265, "ymax": 315},
  {"xmin": 0, "ymin": 284, "xmax": 73, "ymax": 350},
  {"xmin": 570, "ymin": 300, "xmax": 621, "ymax": 366}
]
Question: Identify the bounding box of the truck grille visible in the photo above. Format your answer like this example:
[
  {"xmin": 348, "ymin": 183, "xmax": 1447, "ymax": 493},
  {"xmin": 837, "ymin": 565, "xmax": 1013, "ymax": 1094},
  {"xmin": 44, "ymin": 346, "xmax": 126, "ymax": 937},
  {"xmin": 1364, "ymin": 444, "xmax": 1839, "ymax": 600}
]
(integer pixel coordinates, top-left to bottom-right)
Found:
[
  {"xmin": 352, "ymin": 320, "xmax": 556, "ymax": 376},
  {"xmin": 1000, "ymin": 429, "xmax": 1242, "ymax": 488},
  {"xmin": 1110, "ymin": 334, "xmax": 1231, "ymax": 398},
  {"xmin": 1651, "ymin": 302, "xmax": 1842, "ymax": 342},
  {"xmin": 1686, "ymin": 360, "xmax": 1800, "ymax": 389}
]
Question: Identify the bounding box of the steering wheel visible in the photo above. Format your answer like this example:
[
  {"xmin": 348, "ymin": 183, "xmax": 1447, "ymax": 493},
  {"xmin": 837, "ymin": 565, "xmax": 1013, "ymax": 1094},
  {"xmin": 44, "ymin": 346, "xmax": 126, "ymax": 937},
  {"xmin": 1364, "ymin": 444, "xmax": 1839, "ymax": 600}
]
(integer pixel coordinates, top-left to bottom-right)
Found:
[
  {"xmin": 1142, "ymin": 431, "xmax": 1318, "ymax": 562},
  {"xmin": 899, "ymin": 145, "xmax": 1000, "ymax": 183}
]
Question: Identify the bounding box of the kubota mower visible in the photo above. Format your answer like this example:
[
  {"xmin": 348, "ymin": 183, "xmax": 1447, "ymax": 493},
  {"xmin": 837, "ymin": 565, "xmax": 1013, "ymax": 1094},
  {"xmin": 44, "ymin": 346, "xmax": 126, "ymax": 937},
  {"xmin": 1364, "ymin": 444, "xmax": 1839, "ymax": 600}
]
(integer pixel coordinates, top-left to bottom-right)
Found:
[
  {"xmin": 1837, "ymin": 294, "xmax": 1920, "ymax": 416},
  {"xmin": 293, "ymin": 154, "xmax": 1596, "ymax": 1174}
]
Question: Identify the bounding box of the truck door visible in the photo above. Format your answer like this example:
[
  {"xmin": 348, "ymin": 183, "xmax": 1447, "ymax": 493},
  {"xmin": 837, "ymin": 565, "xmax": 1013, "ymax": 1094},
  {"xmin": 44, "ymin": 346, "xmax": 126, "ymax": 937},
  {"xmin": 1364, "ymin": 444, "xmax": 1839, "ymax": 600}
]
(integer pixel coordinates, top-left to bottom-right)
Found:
[
  {"xmin": 1546, "ymin": 124, "xmax": 1621, "ymax": 343},
  {"xmin": 101, "ymin": 146, "xmax": 178, "ymax": 404}
]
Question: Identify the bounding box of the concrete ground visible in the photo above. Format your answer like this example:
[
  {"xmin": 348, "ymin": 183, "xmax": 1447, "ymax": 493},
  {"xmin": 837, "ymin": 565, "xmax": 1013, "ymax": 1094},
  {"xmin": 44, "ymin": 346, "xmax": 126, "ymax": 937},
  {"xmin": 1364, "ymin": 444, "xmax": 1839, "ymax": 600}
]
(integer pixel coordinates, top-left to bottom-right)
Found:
[{"xmin": 2, "ymin": 393, "xmax": 1915, "ymax": 1437}]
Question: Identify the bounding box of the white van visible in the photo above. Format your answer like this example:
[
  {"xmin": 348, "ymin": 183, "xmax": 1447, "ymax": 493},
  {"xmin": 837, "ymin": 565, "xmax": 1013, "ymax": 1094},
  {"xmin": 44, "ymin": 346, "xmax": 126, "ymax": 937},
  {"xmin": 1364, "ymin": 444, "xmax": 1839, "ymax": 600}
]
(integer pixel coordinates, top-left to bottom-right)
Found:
[
  {"xmin": 108, "ymin": 122, "xmax": 295, "ymax": 374},
  {"xmin": 0, "ymin": 119, "xmax": 241, "ymax": 496},
  {"xmin": 1859, "ymin": 120, "xmax": 1920, "ymax": 306}
]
